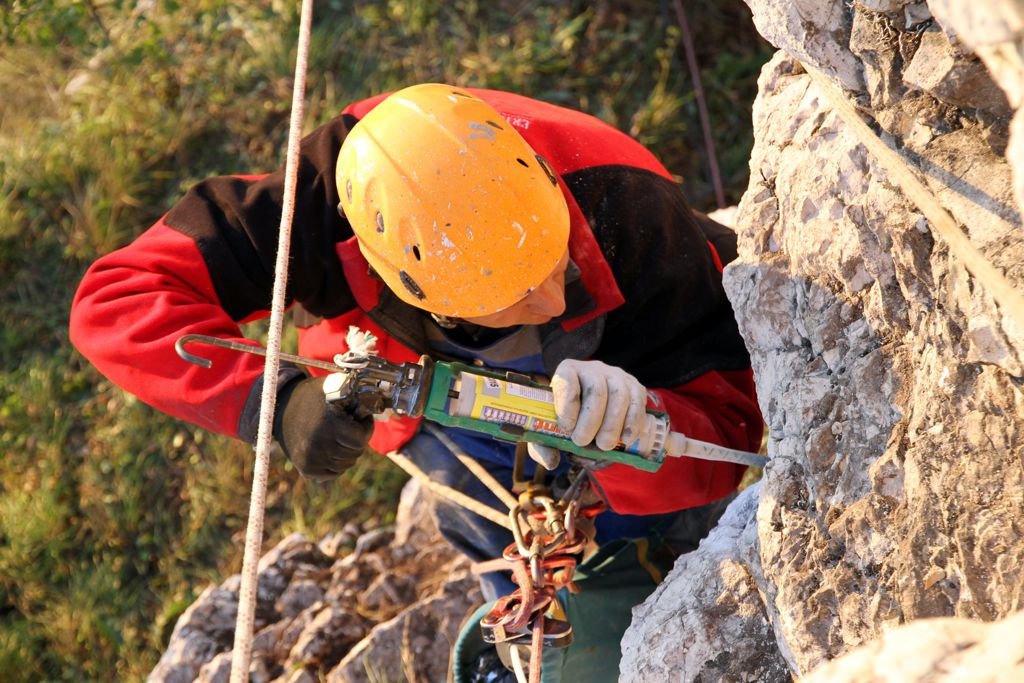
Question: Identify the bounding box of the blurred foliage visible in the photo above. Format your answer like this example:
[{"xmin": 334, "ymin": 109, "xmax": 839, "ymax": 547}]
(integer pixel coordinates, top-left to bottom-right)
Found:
[{"xmin": 0, "ymin": 0, "xmax": 770, "ymax": 679}]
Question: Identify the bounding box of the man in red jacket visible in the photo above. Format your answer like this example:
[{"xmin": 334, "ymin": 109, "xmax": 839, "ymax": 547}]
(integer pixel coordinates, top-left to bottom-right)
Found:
[{"xmin": 70, "ymin": 84, "xmax": 761, "ymax": 676}]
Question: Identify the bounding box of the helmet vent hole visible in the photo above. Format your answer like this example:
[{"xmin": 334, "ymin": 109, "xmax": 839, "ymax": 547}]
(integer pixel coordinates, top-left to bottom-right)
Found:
[
  {"xmin": 345, "ymin": 179, "xmax": 353, "ymax": 201},
  {"xmin": 516, "ymin": 158, "xmax": 529, "ymax": 168},
  {"xmin": 412, "ymin": 245, "xmax": 422, "ymax": 261},
  {"xmin": 535, "ymin": 154, "xmax": 559, "ymax": 186},
  {"xmin": 375, "ymin": 211, "xmax": 385, "ymax": 233},
  {"xmin": 399, "ymin": 271, "xmax": 426, "ymax": 300},
  {"xmin": 486, "ymin": 120, "xmax": 504, "ymax": 130}
]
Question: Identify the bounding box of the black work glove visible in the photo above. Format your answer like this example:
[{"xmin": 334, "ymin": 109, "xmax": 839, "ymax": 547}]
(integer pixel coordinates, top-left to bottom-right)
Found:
[{"xmin": 272, "ymin": 374, "xmax": 374, "ymax": 481}]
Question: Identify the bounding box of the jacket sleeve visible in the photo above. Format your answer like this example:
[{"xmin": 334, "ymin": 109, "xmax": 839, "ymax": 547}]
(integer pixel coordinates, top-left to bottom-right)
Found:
[
  {"xmin": 590, "ymin": 369, "xmax": 762, "ymax": 515},
  {"xmin": 69, "ymin": 115, "xmax": 358, "ymax": 440},
  {"xmin": 564, "ymin": 165, "xmax": 763, "ymax": 515}
]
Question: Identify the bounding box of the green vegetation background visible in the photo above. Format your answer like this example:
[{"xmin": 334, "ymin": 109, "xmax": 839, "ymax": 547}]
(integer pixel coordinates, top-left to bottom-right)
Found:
[{"xmin": 0, "ymin": 1, "xmax": 770, "ymax": 679}]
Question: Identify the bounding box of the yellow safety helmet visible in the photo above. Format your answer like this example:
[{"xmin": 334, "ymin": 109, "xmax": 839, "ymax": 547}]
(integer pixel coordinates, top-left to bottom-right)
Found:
[{"xmin": 336, "ymin": 84, "xmax": 570, "ymax": 318}]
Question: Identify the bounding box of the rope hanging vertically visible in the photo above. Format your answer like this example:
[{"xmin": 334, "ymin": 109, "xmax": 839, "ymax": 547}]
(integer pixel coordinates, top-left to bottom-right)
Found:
[
  {"xmin": 673, "ymin": 0, "xmax": 726, "ymax": 209},
  {"xmin": 229, "ymin": 0, "xmax": 315, "ymax": 680}
]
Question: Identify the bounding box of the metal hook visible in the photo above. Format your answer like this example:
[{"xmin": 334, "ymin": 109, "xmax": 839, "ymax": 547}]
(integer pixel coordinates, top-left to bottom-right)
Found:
[{"xmin": 175, "ymin": 333, "xmax": 342, "ymax": 373}]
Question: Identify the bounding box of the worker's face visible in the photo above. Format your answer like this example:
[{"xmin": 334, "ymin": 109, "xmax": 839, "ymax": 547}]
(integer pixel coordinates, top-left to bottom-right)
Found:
[{"xmin": 462, "ymin": 250, "xmax": 569, "ymax": 328}]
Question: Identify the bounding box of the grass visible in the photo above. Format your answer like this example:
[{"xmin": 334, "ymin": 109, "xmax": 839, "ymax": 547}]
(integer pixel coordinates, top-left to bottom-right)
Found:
[{"xmin": 0, "ymin": 1, "xmax": 770, "ymax": 679}]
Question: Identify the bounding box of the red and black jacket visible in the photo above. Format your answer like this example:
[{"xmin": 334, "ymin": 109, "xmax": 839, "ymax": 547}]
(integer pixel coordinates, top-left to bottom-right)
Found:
[{"xmin": 70, "ymin": 88, "xmax": 762, "ymax": 515}]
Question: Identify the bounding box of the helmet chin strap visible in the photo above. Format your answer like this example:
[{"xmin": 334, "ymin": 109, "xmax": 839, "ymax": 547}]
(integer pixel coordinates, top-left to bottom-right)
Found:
[{"xmin": 431, "ymin": 313, "xmax": 462, "ymax": 329}]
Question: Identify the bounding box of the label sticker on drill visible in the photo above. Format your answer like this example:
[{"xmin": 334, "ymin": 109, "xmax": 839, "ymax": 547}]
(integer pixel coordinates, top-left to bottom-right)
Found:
[
  {"xmin": 504, "ymin": 380, "xmax": 555, "ymax": 403},
  {"xmin": 479, "ymin": 406, "xmax": 528, "ymax": 427},
  {"xmin": 481, "ymin": 377, "xmax": 502, "ymax": 397},
  {"xmin": 453, "ymin": 371, "xmax": 571, "ymax": 437}
]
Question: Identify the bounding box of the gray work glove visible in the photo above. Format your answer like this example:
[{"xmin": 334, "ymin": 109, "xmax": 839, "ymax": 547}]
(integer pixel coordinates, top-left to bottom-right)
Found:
[
  {"xmin": 527, "ymin": 359, "xmax": 648, "ymax": 470},
  {"xmin": 272, "ymin": 374, "xmax": 374, "ymax": 481}
]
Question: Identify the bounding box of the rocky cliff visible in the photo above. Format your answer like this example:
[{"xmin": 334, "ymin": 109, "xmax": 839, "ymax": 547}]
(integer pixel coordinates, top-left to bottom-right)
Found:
[
  {"xmin": 622, "ymin": 0, "xmax": 1024, "ymax": 680},
  {"xmin": 148, "ymin": 480, "xmax": 480, "ymax": 683}
]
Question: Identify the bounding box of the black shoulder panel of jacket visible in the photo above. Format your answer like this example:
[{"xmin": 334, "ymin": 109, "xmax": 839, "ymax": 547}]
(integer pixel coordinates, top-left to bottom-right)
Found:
[
  {"xmin": 562, "ymin": 165, "xmax": 751, "ymax": 388},
  {"xmin": 164, "ymin": 114, "xmax": 359, "ymax": 322},
  {"xmin": 691, "ymin": 210, "xmax": 739, "ymax": 266}
]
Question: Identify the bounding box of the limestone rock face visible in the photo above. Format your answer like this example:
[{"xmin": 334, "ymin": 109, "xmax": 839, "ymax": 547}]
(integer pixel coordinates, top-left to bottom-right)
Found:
[
  {"xmin": 744, "ymin": 0, "xmax": 865, "ymax": 91},
  {"xmin": 799, "ymin": 610, "xmax": 1024, "ymax": 682},
  {"xmin": 619, "ymin": 484, "xmax": 790, "ymax": 683},
  {"xmin": 621, "ymin": 0, "xmax": 1024, "ymax": 680},
  {"xmin": 149, "ymin": 584, "xmax": 241, "ymax": 683},
  {"xmin": 902, "ymin": 30, "xmax": 1011, "ymax": 115},
  {"xmin": 748, "ymin": 0, "xmax": 1024, "ymax": 669},
  {"xmin": 928, "ymin": 0, "xmax": 1024, "ymax": 231},
  {"xmin": 328, "ymin": 570, "xmax": 480, "ymax": 683}
]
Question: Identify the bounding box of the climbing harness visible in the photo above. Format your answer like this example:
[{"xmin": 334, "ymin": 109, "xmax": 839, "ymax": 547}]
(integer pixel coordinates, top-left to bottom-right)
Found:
[
  {"xmin": 407, "ymin": 428, "xmax": 605, "ymax": 683},
  {"xmin": 477, "ymin": 486, "xmax": 604, "ymax": 683}
]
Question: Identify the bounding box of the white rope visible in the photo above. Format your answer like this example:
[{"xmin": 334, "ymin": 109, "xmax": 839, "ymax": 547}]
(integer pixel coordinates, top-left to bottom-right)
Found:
[
  {"xmin": 423, "ymin": 422, "xmax": 521, "ymax": 511},
  {"xmin": 805, "ymin": 63, "xmax": 1024, "ymax": 326},
  {"xmin": 229, "ymin": 1, "xmax": 315, "ymax": 680},
  {"xmin": 385, "ymin": 451, "xmax": 516, "ymax": 530}
]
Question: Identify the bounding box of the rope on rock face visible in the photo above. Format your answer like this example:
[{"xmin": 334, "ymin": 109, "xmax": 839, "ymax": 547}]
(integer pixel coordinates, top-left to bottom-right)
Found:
[
  {"xmin": 229, "ymin": 1, "xmax": 315, "ymax": 680},
  {"xmin": 805, "ymin": 63, "xmax": 1024, "ymax": 326}
]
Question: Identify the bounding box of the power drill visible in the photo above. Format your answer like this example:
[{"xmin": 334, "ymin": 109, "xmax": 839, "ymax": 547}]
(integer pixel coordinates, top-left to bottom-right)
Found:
[{"xmin": 175, "ymin": 333, "xmax": 767, "ymax": 471}]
